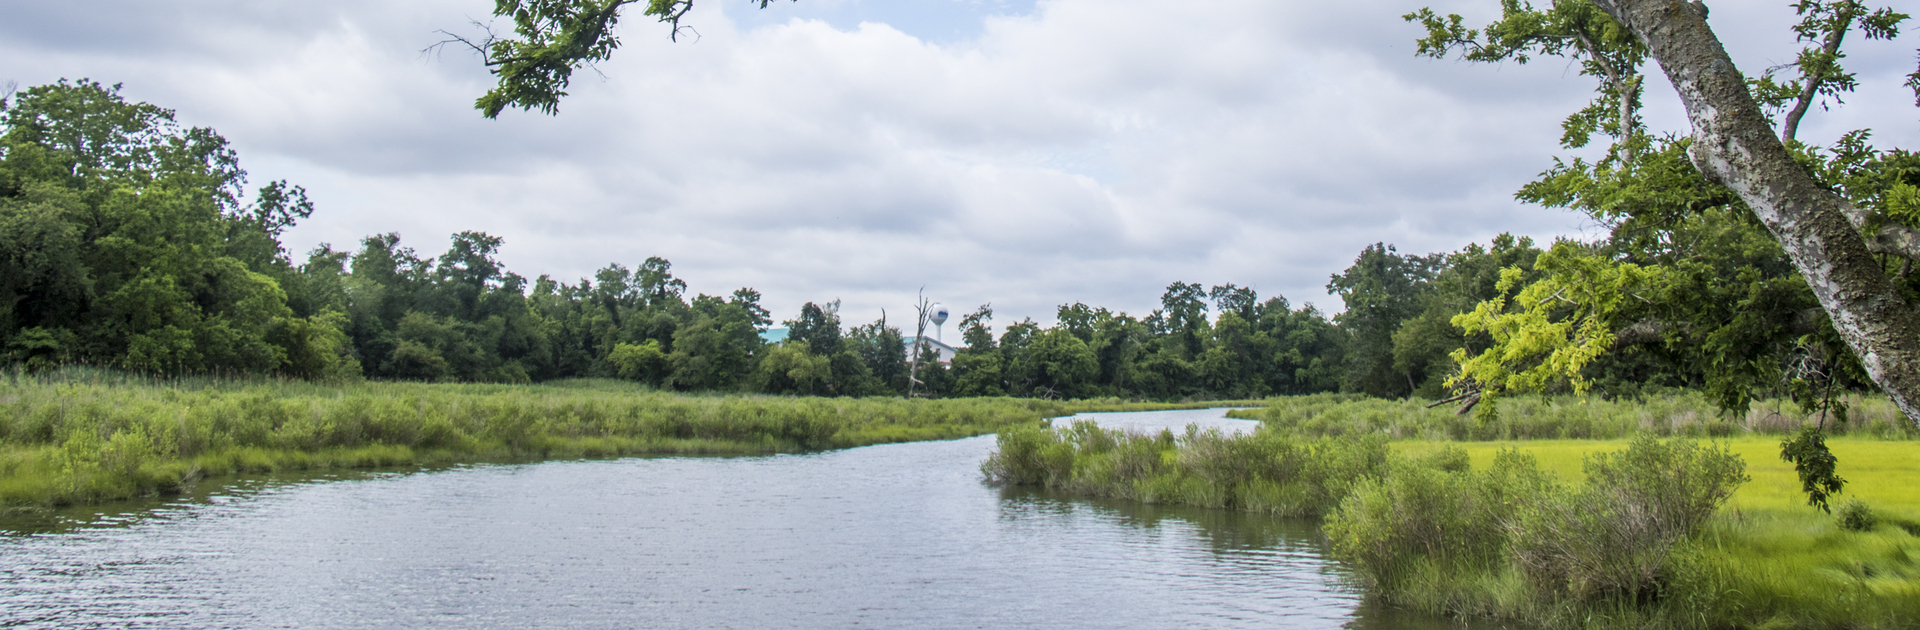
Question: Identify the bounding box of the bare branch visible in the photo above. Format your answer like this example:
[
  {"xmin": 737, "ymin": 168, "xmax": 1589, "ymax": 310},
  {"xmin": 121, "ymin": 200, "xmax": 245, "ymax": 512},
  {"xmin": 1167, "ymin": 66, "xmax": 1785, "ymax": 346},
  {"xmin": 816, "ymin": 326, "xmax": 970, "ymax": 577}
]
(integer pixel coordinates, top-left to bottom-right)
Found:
[{"xmin": 429, "ymin": 18, "xmax": 497, "ymax": 56}]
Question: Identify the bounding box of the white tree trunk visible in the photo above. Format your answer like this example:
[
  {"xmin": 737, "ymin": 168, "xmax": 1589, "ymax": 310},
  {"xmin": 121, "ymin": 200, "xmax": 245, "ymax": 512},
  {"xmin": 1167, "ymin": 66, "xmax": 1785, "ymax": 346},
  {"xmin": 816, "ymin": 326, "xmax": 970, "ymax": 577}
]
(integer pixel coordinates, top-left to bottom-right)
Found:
[{"xmin": 1590, "ymin": 0, "xmax": 1920, "ymax": 429}]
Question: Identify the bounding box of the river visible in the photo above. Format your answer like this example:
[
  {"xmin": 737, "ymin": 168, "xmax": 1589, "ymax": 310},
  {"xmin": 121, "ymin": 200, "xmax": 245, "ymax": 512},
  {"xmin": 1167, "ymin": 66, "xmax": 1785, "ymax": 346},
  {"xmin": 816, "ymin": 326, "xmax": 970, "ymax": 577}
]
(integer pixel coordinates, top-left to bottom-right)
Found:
[{"xmin": 1, "ymin": 408, "xmax": 1491, "ymax": 629}]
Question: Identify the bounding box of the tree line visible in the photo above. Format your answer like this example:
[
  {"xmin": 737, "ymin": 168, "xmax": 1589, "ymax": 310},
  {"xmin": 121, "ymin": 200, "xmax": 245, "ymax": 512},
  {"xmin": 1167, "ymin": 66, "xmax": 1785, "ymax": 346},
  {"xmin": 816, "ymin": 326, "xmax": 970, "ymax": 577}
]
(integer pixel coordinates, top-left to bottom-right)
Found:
[{"xmin": 0, "ymin": 79, "xmax": 1533, "ymax": 400}]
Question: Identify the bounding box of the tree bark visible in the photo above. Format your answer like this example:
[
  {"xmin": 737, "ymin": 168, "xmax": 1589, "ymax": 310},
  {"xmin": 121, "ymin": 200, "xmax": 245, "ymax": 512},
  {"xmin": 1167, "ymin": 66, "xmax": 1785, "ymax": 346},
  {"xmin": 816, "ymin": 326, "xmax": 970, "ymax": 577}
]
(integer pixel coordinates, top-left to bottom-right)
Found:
[
  {"xmin": 1589, "ymin": 0, "xmax": 1920, "ymax": 429},
  {"xmin": 1839, "ymin": 203, "xmax": 1920, "ymax": 261}
]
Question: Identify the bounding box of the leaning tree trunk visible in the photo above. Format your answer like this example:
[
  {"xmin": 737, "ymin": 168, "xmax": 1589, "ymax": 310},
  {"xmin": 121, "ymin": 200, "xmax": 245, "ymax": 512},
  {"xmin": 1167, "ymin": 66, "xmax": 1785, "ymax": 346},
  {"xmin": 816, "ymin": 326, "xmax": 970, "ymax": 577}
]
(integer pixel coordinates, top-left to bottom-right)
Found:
[{"xmin": 1589, "ymin": 0, "xmax": 1920, "ymax": 430}]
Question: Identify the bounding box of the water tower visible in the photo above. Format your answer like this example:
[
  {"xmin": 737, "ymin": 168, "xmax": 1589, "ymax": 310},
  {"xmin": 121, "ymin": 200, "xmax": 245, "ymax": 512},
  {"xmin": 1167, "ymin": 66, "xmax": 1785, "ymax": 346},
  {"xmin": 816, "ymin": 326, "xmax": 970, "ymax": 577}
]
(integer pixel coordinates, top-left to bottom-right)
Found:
[{"xmin": 930, "ymin": 303, "xmax": 949, "ymax": 344}]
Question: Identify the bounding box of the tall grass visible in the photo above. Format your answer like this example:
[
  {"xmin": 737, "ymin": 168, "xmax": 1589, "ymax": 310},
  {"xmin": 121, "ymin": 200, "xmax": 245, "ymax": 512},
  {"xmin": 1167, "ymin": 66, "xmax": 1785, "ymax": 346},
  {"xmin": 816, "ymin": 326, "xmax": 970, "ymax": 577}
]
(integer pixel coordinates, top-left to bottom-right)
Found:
[
  {"xmin": 1672, "ymin": 509, "xmax": 1920, "ymax": 628},
  {"xmin": 1231, "ymin": 391, "xmax": 1918, "ymax": 441},
  {"xmin": 1322, "ymin": 437, "xmax": 1757, "ymax": 627},
  {"xmin": 3, "ymin": 367, "xmax": 1187, "ymax": 510},
  {"xmin": 982, "ymin": 421, "xmax": 1389, "ymax": 517}
]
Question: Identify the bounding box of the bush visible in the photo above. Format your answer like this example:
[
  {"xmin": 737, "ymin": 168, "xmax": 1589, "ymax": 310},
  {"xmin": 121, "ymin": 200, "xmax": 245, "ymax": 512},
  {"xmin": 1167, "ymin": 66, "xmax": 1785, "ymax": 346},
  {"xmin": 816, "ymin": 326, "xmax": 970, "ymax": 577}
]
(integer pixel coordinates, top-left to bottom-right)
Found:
[
  {"xmin": 1324, "ymin": 449, "xmax": 1550, "ymax": 591},
  {"xmin": 1838, "ymin": 500, "xmax": 1879, "ymax": 532},
  {"xmin": 1507, "ymin": 436, "xmax": 1748, "ymax": 601},
  {"xmin": 1324, "ymin": 435, "xmax": 1751, "ymax": 617}
]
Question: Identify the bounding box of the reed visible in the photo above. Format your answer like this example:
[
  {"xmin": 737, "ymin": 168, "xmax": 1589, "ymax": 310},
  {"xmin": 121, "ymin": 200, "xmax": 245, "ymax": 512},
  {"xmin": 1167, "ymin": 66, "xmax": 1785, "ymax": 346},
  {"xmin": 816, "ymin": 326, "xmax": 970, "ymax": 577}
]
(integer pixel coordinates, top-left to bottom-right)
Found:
[
  {"xmin": 1, "ymin": 367, "xmax": 1170, "ymax": 509},
  {"xmin": 981, "ymin": 421, "xmax": 1389, "ymax": 517}
]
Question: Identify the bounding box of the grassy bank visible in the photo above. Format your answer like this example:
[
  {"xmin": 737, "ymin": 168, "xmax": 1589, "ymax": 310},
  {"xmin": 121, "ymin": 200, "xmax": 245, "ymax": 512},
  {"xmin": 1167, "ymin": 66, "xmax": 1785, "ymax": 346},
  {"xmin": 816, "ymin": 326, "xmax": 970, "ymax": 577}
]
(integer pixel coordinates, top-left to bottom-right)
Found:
[
  {"xmin": 1, "ymin": 368, "xmax": 1246, "ymax": 511},
  {"xmin": 988, "ymin": 393, "xmax": 1920, "ymax": 629}
]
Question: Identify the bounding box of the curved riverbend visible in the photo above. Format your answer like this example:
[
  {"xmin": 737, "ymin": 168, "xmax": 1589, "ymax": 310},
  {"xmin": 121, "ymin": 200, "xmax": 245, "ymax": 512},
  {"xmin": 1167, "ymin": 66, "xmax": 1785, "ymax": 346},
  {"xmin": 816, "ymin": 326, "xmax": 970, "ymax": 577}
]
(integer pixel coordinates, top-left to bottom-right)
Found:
[{"xmin": 1, "ymin": 408, "xmax": 1492, "ymax": 629}]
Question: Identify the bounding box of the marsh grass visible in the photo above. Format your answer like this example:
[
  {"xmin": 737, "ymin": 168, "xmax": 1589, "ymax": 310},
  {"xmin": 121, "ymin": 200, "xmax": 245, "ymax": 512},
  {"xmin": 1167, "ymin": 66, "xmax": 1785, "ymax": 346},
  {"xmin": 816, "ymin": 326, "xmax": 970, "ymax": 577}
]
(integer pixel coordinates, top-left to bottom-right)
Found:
[
  {"xmin": 1394, "ymin": 438, "xmax": 1920, "ymax": 517},
  {"xmin": 3, "ymin": 366, "xmax": 1241, "ymax": 509},
  {"xmin": 981, "ymin": 421, "xmax": 1388, "ymax": 517},
  {"xmin": 1670, "ymin": 509, "xmax": 1920, "ymax": 629},
  {"xmin": 1232, "ymin": 392, "xmax": 1919, "ymax": 441}
]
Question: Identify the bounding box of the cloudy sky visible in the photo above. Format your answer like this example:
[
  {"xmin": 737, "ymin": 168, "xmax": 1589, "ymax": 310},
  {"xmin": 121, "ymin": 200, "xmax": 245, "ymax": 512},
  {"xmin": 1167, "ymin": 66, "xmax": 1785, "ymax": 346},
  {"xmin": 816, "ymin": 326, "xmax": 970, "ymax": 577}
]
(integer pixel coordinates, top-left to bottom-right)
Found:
[{"xmin": 4, "ymin": 0, "xmax": 1917, "ymax": 330}]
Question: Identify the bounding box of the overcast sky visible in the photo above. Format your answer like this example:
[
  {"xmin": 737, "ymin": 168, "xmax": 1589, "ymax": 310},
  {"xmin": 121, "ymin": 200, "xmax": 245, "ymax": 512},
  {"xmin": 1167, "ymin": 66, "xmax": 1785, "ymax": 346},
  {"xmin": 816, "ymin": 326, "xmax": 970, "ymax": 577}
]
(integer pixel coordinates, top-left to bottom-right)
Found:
[{"xmin": 4, "ymin": 0, "xmax": 1917, "ymax": 331}]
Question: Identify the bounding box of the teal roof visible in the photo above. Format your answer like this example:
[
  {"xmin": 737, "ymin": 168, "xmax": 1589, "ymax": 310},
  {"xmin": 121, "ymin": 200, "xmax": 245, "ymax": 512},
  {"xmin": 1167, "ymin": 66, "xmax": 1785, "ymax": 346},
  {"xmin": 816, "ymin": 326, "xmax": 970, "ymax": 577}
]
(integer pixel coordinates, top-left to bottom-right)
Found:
[{"xmin": 759, "ymin": 328, "xmax": 789, "ymax": 344}]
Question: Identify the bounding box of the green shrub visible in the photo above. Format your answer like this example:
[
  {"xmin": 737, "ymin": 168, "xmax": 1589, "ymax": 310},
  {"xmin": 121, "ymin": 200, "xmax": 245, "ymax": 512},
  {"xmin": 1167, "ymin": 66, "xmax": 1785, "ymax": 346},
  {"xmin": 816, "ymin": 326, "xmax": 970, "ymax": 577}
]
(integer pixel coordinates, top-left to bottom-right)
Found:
[
  {"xmin": 1507, "ymin": 437, "xmax": 1748, "ymax": 602},
  {"xmin": 1324, "ymin": 449, "xmax": 1549, "ymax": 591},
  {"xmin": 1323, "ymin": 436, "xmax": 1751, "ymax": 620},
  {"xmin": 1838, "ymin": 500, "xmax": 1879, "ymax": 532}
]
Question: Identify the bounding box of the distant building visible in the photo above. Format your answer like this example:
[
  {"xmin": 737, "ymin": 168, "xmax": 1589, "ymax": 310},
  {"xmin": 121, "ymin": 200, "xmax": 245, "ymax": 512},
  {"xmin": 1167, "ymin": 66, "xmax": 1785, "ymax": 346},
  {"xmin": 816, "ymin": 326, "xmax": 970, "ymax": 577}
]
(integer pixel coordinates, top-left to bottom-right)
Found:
[
  {"xmin": 903, "ymin": 336, "xmax": 959, "ymax": 365},
  {"xmin": 759, "ymin": 328, "xmax": 789, "ymax": 345}
]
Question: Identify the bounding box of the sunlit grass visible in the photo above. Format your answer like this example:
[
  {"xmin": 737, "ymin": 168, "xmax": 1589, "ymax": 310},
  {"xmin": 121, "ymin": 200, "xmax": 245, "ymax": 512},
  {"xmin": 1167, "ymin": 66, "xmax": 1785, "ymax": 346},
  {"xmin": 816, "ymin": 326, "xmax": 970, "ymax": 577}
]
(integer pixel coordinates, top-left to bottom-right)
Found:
[
  {"xmin": 1680, "ymin": 510, "xmax": 1920, "ymax": 629},
  {"xmin": 1395, "ymin": 438, "xmax": 1920, "ymax": 516}
]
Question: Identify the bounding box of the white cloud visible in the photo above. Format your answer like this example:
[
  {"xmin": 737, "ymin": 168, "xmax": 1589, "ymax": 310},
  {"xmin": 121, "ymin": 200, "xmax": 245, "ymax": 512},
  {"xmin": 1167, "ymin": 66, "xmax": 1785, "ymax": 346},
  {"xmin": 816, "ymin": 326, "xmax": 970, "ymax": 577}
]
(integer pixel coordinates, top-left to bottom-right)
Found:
[{"xmin": 3, "ymin": 0, "xmax": 1916, "ymax": 329}]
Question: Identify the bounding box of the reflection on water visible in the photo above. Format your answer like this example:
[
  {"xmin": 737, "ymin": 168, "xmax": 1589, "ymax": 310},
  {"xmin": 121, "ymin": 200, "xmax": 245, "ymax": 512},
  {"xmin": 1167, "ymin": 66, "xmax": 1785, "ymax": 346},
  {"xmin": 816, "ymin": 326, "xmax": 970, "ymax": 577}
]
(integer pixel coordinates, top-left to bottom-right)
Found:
[{"xmin": 0, "ymin": 408, "xmax": 1514, "ymax": 629}]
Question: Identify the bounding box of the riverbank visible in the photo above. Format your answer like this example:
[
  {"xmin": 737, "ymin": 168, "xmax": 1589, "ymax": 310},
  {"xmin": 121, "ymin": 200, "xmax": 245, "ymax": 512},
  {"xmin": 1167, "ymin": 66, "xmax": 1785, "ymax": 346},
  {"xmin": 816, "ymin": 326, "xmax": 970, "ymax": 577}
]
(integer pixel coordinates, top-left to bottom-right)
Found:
[
  {"xmin": 988, "ymin": 395, "xmax": 1920, "ymax": 629},
  {"xmin": 0, "ymin": 368, "xmax": 1263, "ymax": 511}
]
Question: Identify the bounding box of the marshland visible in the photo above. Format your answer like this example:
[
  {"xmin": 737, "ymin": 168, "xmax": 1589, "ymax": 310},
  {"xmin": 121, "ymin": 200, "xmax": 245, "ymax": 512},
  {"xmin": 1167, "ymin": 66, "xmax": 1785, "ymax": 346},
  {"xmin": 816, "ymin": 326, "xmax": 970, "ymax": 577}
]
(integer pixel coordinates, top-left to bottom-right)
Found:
[{"xmin": 10, "ymin": 0, "xmax": 1920, "ymax": 628}]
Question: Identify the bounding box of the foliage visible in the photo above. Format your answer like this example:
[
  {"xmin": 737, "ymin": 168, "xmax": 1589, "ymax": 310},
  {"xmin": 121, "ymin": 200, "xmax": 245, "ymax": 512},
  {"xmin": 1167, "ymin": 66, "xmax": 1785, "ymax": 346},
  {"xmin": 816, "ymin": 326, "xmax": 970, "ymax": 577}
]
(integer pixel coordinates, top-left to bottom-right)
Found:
[
  {"xmin": 1410, "ymin": 0, "xmax": 1920, "ymax": 514},
  {"xmin": 1748, "ymin": 1, "xmax": 1910, "ymax": 140},
  {"xmin": 461, "ymin": 0, "xmax": 794, "ymax": 117},
  {"xmin": 1405, "ymin": 0, "xmax": 1648, "ymax": 157},
  {"xmin": 1327, "ymin": 243, "xmax": 1441, "ymax": 398},
  {"xmin": 0, "ymin": 80, "xmax": 353, "ymax": 381},
  {"xmin": 1508, "ymin": 437, "xmax": 1748, "ymax": 600},
  {"xmin": 1450, "ymin": 241, "xmax": 1667, "ymax": 404},
  {"xmin": 1781, "ymin": 425, "xmax": 1847, "ymax": 513}
]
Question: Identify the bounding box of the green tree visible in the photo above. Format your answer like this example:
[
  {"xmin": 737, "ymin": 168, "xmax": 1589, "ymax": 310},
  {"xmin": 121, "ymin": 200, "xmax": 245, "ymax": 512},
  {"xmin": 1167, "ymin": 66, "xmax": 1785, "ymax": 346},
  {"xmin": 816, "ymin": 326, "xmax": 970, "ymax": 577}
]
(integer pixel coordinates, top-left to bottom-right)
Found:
[
  {"xmin": 0, "ymin": 80, "xmax": 346, "ymax": 377},
  {"xmin": 950, "ymin": 305, "xmax": 1005, "ymax": 396},
  {"xmin": 667, "ymin": 293, "xmax": 762, "ymax": 390},
  {"xmin": 1328, "ymin": 243, "xmax": 1443, "ymax": 398},
  {"xmin": 608, "ymin": 339, "xmax": 668, "ymax": 383},
  {"xmin": 848, "ymin": 314, "xmax": 908, "ymax": 395},
  {"xmin": 1422, "ymin": 1, "xmax": 1920, "ymax": 509},
  {"xmin": 1251, "ymin": 296, "xmax": 1345, "ymax": 395},
  {"xmin": 1025, "ymin": 327, "xmax": 1097, "ymax": 399},
  {"xmin": 1389, "ymin": 234, "xmax": 1544, "ymax": 398},
  {"xmin": 752, "ymin": 340, "xmax": 830, "ymax": 395}
]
